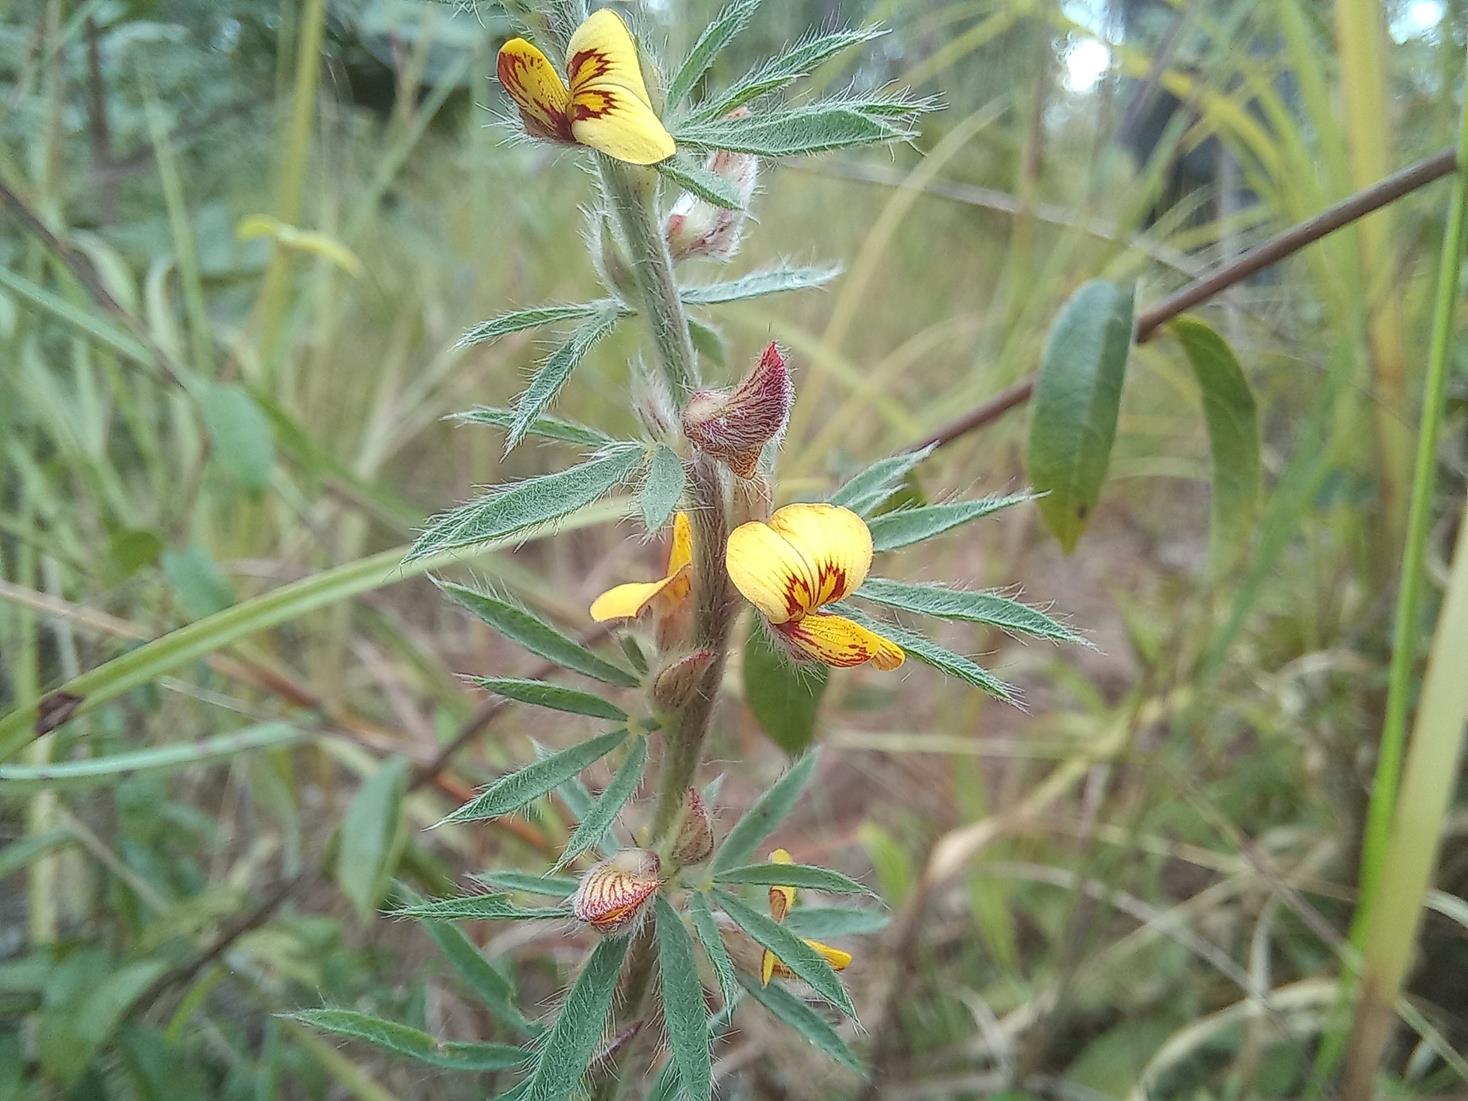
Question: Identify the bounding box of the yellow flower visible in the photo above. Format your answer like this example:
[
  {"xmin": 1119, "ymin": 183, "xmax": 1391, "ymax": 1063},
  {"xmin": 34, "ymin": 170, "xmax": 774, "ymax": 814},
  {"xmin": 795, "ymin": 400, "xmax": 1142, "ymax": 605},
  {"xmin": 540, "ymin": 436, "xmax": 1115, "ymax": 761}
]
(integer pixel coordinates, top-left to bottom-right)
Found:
[
  {"xmin": 726, "ymin": 503, "xmax": 904, "ymax": 671},
  {"xmin": 496, "ymin": 9, "xmax": 676, "ymax": 165},
  {"xmin": 760, "ymin": 848, "xmax": 853, "ymax": 985},
  {"xmin": 590, "ymin": 512, "xmax": 694, "ymax": 648}
]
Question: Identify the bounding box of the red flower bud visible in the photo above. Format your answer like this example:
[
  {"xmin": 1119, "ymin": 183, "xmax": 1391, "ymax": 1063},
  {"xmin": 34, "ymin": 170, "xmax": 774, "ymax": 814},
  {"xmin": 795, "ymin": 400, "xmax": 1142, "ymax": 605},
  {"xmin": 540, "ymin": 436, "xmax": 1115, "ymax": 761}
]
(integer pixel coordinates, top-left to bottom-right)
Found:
[
  {"xmin": 572, "ymin": 849, "xmax": 662, "ymax": 936},
  {"xmin": 665, "ymin": 112, "xmax": 759, "ymax": 262},
  {"xmin": 651, "ymin": 648, "xmax": 717, "ymax": 710},
  {"xmin": 682, "ymin": 342, "xmax": 793, "ymax": 478},
  {"xmin": 671, "ymin": 787, "xmax": 715, "ymax": 865}
]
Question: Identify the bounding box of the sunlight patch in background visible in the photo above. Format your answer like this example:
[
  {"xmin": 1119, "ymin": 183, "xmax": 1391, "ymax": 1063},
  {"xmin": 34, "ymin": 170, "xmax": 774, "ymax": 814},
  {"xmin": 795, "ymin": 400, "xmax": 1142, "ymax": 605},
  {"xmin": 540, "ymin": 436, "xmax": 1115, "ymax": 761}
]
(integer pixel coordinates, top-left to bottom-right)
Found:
[
  {"xmin": 1391, "ymin": 0, "xmax": 1444, "ymax": 40},
  {"xmin": 1063, "ymin": 37, "xmax": 1112, "ymax": 94}
]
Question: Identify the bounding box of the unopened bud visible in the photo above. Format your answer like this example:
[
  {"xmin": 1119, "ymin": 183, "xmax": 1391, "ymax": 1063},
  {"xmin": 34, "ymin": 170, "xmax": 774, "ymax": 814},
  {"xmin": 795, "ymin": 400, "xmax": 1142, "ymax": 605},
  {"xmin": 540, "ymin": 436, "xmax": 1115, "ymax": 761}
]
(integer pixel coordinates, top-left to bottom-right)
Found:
[
  {"xmin": 651, "ymin": 648, "xmax": 717, "ymax": 710},
  {"xmin": 671, "ymin": 787, "xmax": 715, "ymax": 865},
  {"xmin": 682, "ymin": 342, "xmax": 793, "ymax": 478},
  {"xmin": 665, "ymin": 115, "xmax": 759, "ymax": 262},
  {"xmin": 572, "ymin": 849, "xmax": 662, "ymax": 936}
]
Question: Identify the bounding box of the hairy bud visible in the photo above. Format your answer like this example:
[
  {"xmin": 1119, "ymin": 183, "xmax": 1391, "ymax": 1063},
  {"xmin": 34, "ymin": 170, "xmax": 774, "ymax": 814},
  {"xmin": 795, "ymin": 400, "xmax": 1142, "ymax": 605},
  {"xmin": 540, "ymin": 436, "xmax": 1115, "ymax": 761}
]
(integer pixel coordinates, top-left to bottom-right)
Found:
[
  {"xmin": 572, "ymin": 849, "xmax": 661, "ymax": 936},
  {"xmin": 682, "ymin": 342, "xmax": 793, "ymax": 478},
  {"xmin": 665, "ymin": 115, "xmax": 759, "ymax": 262},
  {"xmin": 651, "ymin": 648, "xmax": 717, "ymax": 710},
  {"xmin": 671, "ymin": 787, "xmax": 715, "ymax": 865}
]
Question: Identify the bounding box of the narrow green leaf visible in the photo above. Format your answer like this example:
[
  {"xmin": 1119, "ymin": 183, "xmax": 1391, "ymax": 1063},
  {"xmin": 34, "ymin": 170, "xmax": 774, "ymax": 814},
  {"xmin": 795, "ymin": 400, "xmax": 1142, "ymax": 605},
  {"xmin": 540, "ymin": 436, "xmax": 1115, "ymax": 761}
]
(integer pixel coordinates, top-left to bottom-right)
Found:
[
  {"xmin": 162, "ymin": 544, "xmax": 236, "ymax": 618},
  {"xmin": 404, "ymin": 446, "xmax": 642, "ymax": 564},
  {"xmin": 506, "ymin": 309, "xmax": 622, "ymax": 453},
  {"xmin": 690, "ymin": 893, "xmax": 738, "ymax": 1009},
  {"xmin": 288, "ymin": 1009, "xmax": 527, "ymax": 1071},
  {"xmin": 655, "ymin": 897, "xmax": 712, "ymax": 1101},
  {"xmin": 439, "ymin": 583, "xmax": 639, "ymax": 687},
  {"xmin": 0, "ymin": 263, "xmax": 154, "ymax": 366},
  {"xmin": 475, "ymin": 870, "xmax": 579, "ymax": 897},
  {"xmin": 715, "ymin": 863, "xmax": 873, "ymax": 896},
  {"xmin": 714, "ymin": 891, "xmax": 855, "ymax": 1018},
  {"xmin": 648, "ymin": 993, "xmax": 742, "ymax": 1101},
  {"xmin": 450, "ymin": 406, "xmax": 615, "ymax": 449},
  {"xmin": 866, "ymin": 494, "xmax": 1035, "ymax": 551},
  {"xmin": 336, "ymin": 758, "xmax": 409, "ymax": 919},
  {"xmin": 676, "ymin": 103, "xmax": 913, "ymax": 158},
  {"xmin": 783, "ymin": 907, "xmax": 889, "ymax": 939},
  {"xmin": 738, "ymin": 972, "xmax": 865, "ymax": 1074},
  {"xmin": 666, "ymin": 0, "xmax": 763, "ymax": 109},
  {"xmin": 456, "ymin": 301, "xmax": 621, "ymax": 349},
  {"xmin": 856, "ymin": 578, "xmax": 1088, "ymax": 646},
  {"xmin": 434, "ymin": 729, "xmax": 629, "ymax": 826},
  {"xmin": 554, "ymin": 736, "xmax": 648, "ymax": 870},
  {"xmin": 712, "ymin": 750, "xmax": 820, "ymax": 872},
  {"xmin": 0, "ymin": 721, "xmax": 303, "ymax": 792},
  {"xmin": 419, "ymin": 918, "xmax": 538, "ymax": 1036},
  {"xmin": 396, "ymin": 894, "xmax": 569, "ymax": 921},
  {"xmin": 200, "ymin": 381, "xmax": 275, "ymax": 492},
  {"xmin": 469, "ymin": 677, "xmax": 628, "ymax": 721},
  {"xmin": 639, "ymin": 445, "xmax": 687, "ymax": 531},
  {"xmin": 827, "ymin": 446, "xmax": 934, "ymax": 515},
  {"xmin": 691, "ymin": 25, "xmax": 891, "ymax": 120},
  {"xmin": 1026, "ymin": 280, "xmax": 1135, "ymax": 553},
  {"xmin": 0, "ymin": 829, "xmax": 73, "ymax": 880},
  {"xmin": 680, "ymin": 265, "xmax": 841, "ymax": 305},
  {"xmin": 1171, "ymin": 317, "xmax": 1261, "ymax": 571},
  {"xmin": 687, "ymin": 316, "xmax": 727, "ymax": 367},
  {"xmin": 524, "ymin": 936, "xmax": 630, "ymax": 1101},
  {"xmin": 743, "ymin": 624, "xmax": 827, "ymax": 754},
  {"xmin": 657, "ymin": 157, "xmax": 745, "ymax": 210},
  {"xmin": 832, "ymin": 604, "xmax": 1015, "ymax": 702}
]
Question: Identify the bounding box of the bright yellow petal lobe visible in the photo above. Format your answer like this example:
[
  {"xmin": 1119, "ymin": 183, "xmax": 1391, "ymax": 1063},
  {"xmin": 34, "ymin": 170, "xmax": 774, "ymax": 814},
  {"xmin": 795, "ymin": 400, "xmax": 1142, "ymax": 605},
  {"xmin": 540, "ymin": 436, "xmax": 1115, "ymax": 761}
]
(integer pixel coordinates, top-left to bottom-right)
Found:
[
  {"xmin": 768, "ymin": 847, "xmax": 795, "ymax": 921},
  {"xmin": 565, "ymin": 10, "xmax": 675, "ymax": 164},
  {"xmin": 726, "ymin": 504, "xmax": 873, "ymax": 624},
  {"xmin": 763, "ymin": 940, "xmax": 854, "ymax": 984},
  {"xmin": 666, "ymin": 511, "xmax": 693, "ymax": 576},
  {"xmin": 806, "ymin": 939, "xmax": 853, "ymax": 971},
  {"xmin": 589, "ymin": 575, "xmax": 679, "ymax": 622},
  {"xmin": 778, "ymin": 612, "xmax": 905, "ymax": 670},
  {"xmin": 496, "ymin": 38, "xmax": 573, "ymax": 142}
]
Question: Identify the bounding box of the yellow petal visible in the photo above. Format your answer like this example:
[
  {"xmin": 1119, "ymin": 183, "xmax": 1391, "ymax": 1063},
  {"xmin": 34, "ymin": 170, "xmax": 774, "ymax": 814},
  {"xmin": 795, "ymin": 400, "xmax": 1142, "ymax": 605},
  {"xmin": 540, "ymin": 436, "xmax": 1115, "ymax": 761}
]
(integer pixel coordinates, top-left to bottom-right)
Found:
[
  {"xmin": 589, "ymin": 573, "xmax": 680, "ymax": 622},
  {"xmin": 667, "ymin": 512, "xmax": 693, "ymax": 576},
  {"xmin": 497, "ymin": 38, "xmax": 573, "ymax": 142},
  {"xmin": 761, "ymin": 948, "xmax": 777, "ymax": 986},
  {"xmin": 766, "ymin": 504, "xmax": 873, "ymax": 607},
  {"xmin": 764, "ymin": 939, "xmax": 854, "ymax": 983},
  {"xmin": 805, "ymin": 938, "xmax": 853, "ymax": 972},
  {"xmin": 565, "ymin": 10, "xmax": 675, "ymax": 164},
  {"xmin": 777, "ymin": 612, "xmax": 905, "ymax": 671},
  {"xmin": 767, "ymin": 847, "xmax": 795, "ymax": 920},
  {"xmin": 726, "ymin": 504, "xmax": 873, "ymax": 624}
]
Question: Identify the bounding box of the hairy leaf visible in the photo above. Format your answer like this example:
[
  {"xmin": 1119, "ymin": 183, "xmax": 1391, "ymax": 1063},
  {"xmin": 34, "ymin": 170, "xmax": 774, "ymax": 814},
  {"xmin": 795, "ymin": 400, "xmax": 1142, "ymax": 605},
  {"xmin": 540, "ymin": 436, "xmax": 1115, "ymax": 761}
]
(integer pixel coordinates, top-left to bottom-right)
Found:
[
  {"xmin": 336, "ymin": 758, "xmax": 408, "ymax": 919},
  {"xmin": 474, "ymin": 870, "xmax": 579, "ymax": 898},
  {"xmin": 439, "ymin": 583, "xmax": 639, "ymax": 687},
  {"xmin": 419, "ymin": 919, "xmax": 537, "ymax": 1035},
  {"xmin": 666, "ymin": 0, "xmax": 763, "ymax": 109},
  {"xmin": 827, "ymin": 445, "xmax": 934, "ymax": 515},
  {"xmin": 469, "ymin": 677, "xmax": 628, "ymax": 721},
  {"xmin": 288, "ymin": 1010, "xmax": 527, "ymax": 1071},
  {"xmin": 1026, "ymin": 280, "xmax": 1135, "ymax": 552},
  {"xmin": 691, "ymin": 25, "xmax": 891, "ymax": 120},
  {"xmin": 524, "ymin": 936, "xmax": 630, "ymax": 1101},
  {"xmin": 832, "ymin": 604, "xmax": 1015, "ymax": 702},
  {"xmin": 395, "ymin": 894, "xmax": 569, "ymax": 921},
  {"xmin": 677, "ymin": 102, "xmax": 914, "ymax": 157},
  {"xmin": 434, "ymin": 728, "xmax": 629, "ymax": 826},
  {"xmin": 655, "ymin": 897, "xmax": 712, "ymax": 1101},
  {"xmin": 657, "ymin": 157, "xmax": 745, "ymax": 210},
  {"xmin": 690, "ymin": 892, "xmax": 738, "ymax": 1009},
  {"xmin": 783, "ymin": 906, "xmax": 890, "ymax": 939},
  {"xmin": 1172, "ymin": 317, "xmax": 1261, "ymax": 571},
  {"xmin": 456, "ymin": 302, "xmax": 620, "ymax": 349},
  {"xmin": 714, "ymin": 862, "xmax": 873, "ymax": 895},
  {"xmin": 867, "ymin": 494, "xmax": 1035, "ymax": 551},
  {"xmin": 405, "ymin": 446, "xmax": 642, "ymax": 563},
  {"xmin": 743, "ymin": 624, "xmax": 827, "ymax": 754},
  {"xmin": 506, "ymin": 308, "xmax": 622, "ymax": 454},
  {"xmin": 639, "ymin": 445, "xmax": 687, "ymax": 531},
  {"xmin": 554, "ymin": 736, "xmax": 648, "ymax": 870},
  {"xmin": 714, "ymin": 891, "xmax": 856, "ymax": 1018},
  {"xmin": 738, "ymin": 973, "xmax": 865, "ymax": 1074},
  {"xmin": 647, "ymin": 992, "xmax": 742, "ymax": 1101},
  {"xmin": 680, "ymin": 265, "xmax": 841, "ymax": 306},
  {"xmin": 712, "ymin": 750, "xmax": 820, "ymax": 872},
  {"xmin": 856, "ymin": 578, "xmax": 1088, "ymax": 646},
  {"xmin": 450, "ymin": 406, "xmax": 615, "ymax": 449}
]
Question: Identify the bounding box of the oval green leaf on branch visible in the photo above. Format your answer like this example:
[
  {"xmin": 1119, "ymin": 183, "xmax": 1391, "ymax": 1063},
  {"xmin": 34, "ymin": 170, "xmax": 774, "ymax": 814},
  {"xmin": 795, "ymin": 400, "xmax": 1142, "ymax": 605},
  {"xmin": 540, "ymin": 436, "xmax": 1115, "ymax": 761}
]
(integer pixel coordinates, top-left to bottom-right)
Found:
[{"xmin": 742, "ymin": 624, "xmax": 827, "ymax": 755}]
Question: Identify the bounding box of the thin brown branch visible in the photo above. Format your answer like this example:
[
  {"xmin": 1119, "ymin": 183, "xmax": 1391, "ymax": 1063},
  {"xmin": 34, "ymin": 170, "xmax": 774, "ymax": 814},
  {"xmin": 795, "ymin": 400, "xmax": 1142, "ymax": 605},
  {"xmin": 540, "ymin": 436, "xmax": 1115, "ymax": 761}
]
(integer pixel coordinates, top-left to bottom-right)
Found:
[{"xmin": 913, "ymin": 146, "xmax": 1459, "ymax": 453}]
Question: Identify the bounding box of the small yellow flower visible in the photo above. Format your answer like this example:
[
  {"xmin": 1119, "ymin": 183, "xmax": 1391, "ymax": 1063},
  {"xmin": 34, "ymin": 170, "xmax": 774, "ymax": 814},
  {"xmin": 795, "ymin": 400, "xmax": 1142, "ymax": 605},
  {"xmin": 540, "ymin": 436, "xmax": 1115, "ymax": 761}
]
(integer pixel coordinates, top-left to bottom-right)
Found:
[
  {"xmin": 726, "ymin": 504, "xmax": 904, "ymax": 670},
  {"xmin": 496, "ymin": 9, "xmax": 676, "ymax": 165},
  {"xmin": 760, "ymin": 848, "xmax": 853, "ymax": 985},
  {"xmin": 590, "ymin": 512, "xmax": 694, "ymax": 648}
]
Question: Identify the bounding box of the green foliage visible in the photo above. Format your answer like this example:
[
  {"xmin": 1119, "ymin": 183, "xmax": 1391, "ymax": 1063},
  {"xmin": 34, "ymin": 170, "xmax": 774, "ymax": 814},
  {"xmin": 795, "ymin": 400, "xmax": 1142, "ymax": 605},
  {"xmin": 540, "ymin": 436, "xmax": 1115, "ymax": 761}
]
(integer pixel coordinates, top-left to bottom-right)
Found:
[
  {"xmin": 712, "ymin": 749, "xmax": 820, "ymax": 872},
  {"xmin": 405, "ymin": 446, "xmax": 644, "ymax": 563},
  {"xmin": 507, "ymin": 308, "xmax": 623, "ymax": 453},
  {"xmin": 450, "ymin": 406, "xmax": 616, "ymax": 449},
  {"xmin": 415, "ymin": 907, "xmax": 540, "ymax": 1036},
  {"xmin": 1171, "ymin": 317, "xmax": 1261, "ymax": 571},
  {"xmin": 714, "ymin": 862, "xmax": 873, "ymax": 895},
  {"xmin": 690, "ymin": 25, "xmax": 892, "ymax": 121},
  {"xmin": 783, "ymin": 907, "xmax": 890, "ymax": 939},
  {"xmin": 1026, "ymin": 280, "xmax": 1136, "ymax": 552},
  {"xmin": 714, "ymin": 891, "xmax": 856, "ymax": 1018},
  {"xmin": 639, "ymin": 445, "xmax": 687, "ymax": 530},
  {"xmin": 690, "ymin": 892, "xmax": 739, "ymax": 1009},
  {"xmin": 827, "ymin": 445, "xmax": 935, "ymax": 515},
  {"xmin": 438, "ymin": 582, "xmax": 640, "ymax": 686},
  {"xmin": 469, "ymin": 677, "xmax": 629, "ymax": 721},
  {"xmin": 680, "ymin": 264, "xmax": 842, "ymax": 305},
  {"xmin": 832, "ymin": 604, "xmax": 1015, "ymax": 701},
  {"xmin": 200, "ymin": 381, "xmax": 276, "ymax": 493},
  {"xmin": 38, "ymin": 952, "xmax": 168, "ymax": 1086},
  {"xmin": 553, "ymin": 735, "xmax": 648, "ymax": 870},
  {"xmin": 856, "ymin": 578, "xmax": 1087, "ymax": 645},
  {"xmin": 738, "ymin": 972, "xmax": 865, "ymax": 1075},
  {"xmin": 866, "ymin": 493, "xmax": 1035, "ymax": 551},
  {"xmin": 655, "ymin": 896, "xmax": 713, "ymax": 1101},
  {"xmin": 457, "ymin": 302, "xmax": 624, "ymax": 349},
  {"xmin": 396, "ymin": 894, "xmax": 569, "ymax": 921},
  {"xmin": 335, "ymin": 758, "xmax": 409, "ymax": 919},
  {"xmin": 288, "ymin": 1009, "xmax": 526, "ymax": 1071},
  {"xmin": 666, "ymin": 0, "xmax": 764, "ymax": 110},
  {"xmin": 162, "ymin": 543, "xmax": 236, "ymax": 618},
  {"xmin": 475, "ymin": 871, "xmax": 579, "ymax": 897},
  {"xmin": 434, "ymin": 728, "xmax": 629, "ymax": 826},
  {"xmin": 676, "ymin": 99, "xmax": 925, "ymax": 157},
  {"xmin": 742, "ymin": 623, "xmax": 827, "ymax": 754},
  {"xmin": 657, "ymin": 157, "xmax": 747, "ymax": 210},
  {"xmin": 523, "ymin": 936, "xmax": 630, "ymax": 1101}
]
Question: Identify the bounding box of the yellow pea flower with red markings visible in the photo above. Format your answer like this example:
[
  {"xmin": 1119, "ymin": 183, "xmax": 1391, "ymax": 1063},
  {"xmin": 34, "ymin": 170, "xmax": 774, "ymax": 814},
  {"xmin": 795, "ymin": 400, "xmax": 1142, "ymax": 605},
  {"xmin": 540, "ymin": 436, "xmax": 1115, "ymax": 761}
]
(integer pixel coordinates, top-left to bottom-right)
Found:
[
  {"xmin": 496, "ymin": 9, "xmax": 675, "ymax": 165},
  {"xmin": 726, "ymin": 503, "xmax": 904, "ymax": 671},
  {"xmin": 590, "ymin": 511, "xmax": 694, "ymax": 648},
  {"xmin": 760, "ymin": 848, "xmax": 853, "ymax": 985}
]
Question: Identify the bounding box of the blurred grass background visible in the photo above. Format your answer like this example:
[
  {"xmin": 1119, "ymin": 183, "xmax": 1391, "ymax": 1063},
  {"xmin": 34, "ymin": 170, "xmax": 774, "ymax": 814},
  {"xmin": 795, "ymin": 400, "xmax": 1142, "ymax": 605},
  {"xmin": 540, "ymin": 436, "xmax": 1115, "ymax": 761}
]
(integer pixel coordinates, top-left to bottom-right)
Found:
[{"xmin": 2, "ymin": 0, "xmax": 1467, "ymax": 1096}]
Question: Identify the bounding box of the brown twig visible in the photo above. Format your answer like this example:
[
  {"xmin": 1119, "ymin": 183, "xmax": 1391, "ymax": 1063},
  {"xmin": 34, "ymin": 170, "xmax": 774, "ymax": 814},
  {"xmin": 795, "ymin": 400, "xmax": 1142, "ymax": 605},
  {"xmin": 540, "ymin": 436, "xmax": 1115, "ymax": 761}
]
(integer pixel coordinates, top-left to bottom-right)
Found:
[{"xmin": 912, "ymin": 146, "xmax": 1459, "ymax": 453}]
